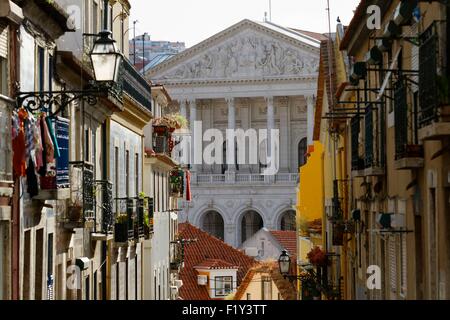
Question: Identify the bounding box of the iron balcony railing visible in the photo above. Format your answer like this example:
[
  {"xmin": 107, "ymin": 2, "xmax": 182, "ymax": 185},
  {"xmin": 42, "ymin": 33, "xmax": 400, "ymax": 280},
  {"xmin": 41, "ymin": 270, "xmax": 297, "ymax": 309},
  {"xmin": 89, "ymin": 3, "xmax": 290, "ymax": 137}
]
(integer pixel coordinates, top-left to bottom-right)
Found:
[
  {"xmin": 96, "ymin": 180, "xmax": 114, "ymax": 234},
  {"xmin": 419, "ymin": 22, "xmax": 450, "ymax": 127},
  {"xmin": 394, "ymin": 78, "xmax": 423, "ymax": 159},
  {"xmin": 351, "ymin": 116, "xmax": 364, "ymax": 171},
  {"xmin": 69, "ymin": 161, "xmax": 95, "ymax": 221},
  {"xmin": 67, "ymin": 162, "xmax": 114, "ymax": 233},
  {"xmin": 122, "ymin": 58, "xmax": 152, "ymax": 112}
]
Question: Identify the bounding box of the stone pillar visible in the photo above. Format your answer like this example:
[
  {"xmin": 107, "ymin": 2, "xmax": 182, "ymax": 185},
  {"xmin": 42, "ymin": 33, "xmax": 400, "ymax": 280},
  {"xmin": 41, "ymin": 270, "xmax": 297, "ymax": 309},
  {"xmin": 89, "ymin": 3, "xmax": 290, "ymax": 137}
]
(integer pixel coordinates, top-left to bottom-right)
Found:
[
  {"xmin": 189, "ymin": 99, "xmax": 198, "ymax": 174},
  {"xmin": 239, "ymin": 99, "xmax": 251, "ymax": 173},
  {"xmin": 265, "ymin": 96, "xmax": 275, "ymax": 183},
  {"xmin": 226, "ymin": 97, "xmax": 236, "ymax": 180},
  {"xmin": 279, "ymin": 97, "xmax": 290, "ymax": 173},
  {"xmin": 179, "ymin": 99, "xmax": 187, "ymax": 119},
  {"xmin": 306, "ymin": 95, "xmax": 315, "ymax": 146}
]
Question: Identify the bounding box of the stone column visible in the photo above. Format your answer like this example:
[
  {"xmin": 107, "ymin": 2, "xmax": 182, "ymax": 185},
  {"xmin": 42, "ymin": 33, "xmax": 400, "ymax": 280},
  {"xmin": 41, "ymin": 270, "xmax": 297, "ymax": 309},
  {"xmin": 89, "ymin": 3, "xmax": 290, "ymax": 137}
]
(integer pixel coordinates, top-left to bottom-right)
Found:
[
  {"xmin": 226, "ymin": 97, "xmax": 236, "ymax": 178},
  {"xmin": 189, "ymin": 99, "xmax": 198, "ymax": 175},
  {"xmin": 239, "ymin": 98, "xmax": 251, "ymax": 173},
  {"xmin": 265, "ymin": 96, "xmax": 275, "ymax": 183},
  {"xmin": 306, "ymin": 95, "xmax": 315, "ymax": 146},
  {"xmin": 179, "ymin": 99, "xmax": 187, "ymax": 119},
  {"xmin": 279, "ymin": 97, "xmax": 289, "ymax": 173}
]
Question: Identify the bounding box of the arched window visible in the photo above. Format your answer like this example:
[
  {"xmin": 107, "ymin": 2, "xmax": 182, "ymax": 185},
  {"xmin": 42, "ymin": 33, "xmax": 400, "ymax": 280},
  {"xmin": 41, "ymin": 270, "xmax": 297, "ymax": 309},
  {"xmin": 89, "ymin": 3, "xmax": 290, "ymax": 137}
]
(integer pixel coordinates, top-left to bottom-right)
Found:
[
  {"xmin": 280, "ymin": 210, "xmax": 296, "ymax": 231},
  {"xmin": 241, "ymin": 211, "xmax": 263, "ymax": 244},
  {"xmin": 298, "ymin": 138, "xmax": 308, "ymax": 168},
  {"xmin": 202, "ymin": 211, "xmax": 225, "ymax": 240}
]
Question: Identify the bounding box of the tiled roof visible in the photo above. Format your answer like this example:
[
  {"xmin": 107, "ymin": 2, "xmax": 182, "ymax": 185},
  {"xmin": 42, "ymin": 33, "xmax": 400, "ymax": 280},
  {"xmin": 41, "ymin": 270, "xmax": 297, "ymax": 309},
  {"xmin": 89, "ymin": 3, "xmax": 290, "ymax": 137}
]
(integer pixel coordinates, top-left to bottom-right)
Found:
[
  {"xmin": 234, "ymin": 262, "xmax": 297, "ymax": 300},
  {"xmin": 289, "ymin": 28, "xmax": 329, "ymax": 41},
  {"xmin": 194, "ymin": 259, "xmax": 239, "ymax": 270},
  {"xmin": 178, "ymin": 223, "xmax": 257, "ymax": 300},
  {"xmin": 269, "ymin": 230, "xmax": 297, "ymax": 255}
]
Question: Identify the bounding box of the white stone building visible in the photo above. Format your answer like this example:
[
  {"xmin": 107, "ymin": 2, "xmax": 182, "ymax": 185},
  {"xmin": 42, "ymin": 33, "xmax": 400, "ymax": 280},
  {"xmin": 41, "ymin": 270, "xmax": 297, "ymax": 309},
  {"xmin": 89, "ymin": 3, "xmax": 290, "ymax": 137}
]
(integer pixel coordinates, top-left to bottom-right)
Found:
[{"xmin": 147, "ymin": 19, "xmax": 322, "ymax": 248}]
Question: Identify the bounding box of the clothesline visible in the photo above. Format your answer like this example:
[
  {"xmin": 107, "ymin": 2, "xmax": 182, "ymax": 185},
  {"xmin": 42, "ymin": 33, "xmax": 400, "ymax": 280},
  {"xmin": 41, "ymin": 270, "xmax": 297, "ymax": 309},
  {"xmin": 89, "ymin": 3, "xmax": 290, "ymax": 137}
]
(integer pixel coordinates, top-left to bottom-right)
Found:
[{"xmin": 11, "ymin": 107, "xmax": 62, "ymax": 197}]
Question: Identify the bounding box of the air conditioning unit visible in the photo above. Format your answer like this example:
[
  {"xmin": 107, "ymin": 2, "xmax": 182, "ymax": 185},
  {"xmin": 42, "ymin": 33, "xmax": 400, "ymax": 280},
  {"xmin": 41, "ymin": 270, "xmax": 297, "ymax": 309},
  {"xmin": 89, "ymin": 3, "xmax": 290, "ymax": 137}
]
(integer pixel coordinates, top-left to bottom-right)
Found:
[
  {"xmin": 382, "ymin": 21, "xmax": 400, "ymax": 39},
  {"xmin": 244, "ymin": 247, "xmax": 259, "ymax": 257},
  {"xmin": 377, "ymin": 38, "xmax": 392, "ymax": 52},
  {"xmin": 197, "ymin": 275, "xmax": 208, "ymax": 286},
  {"xmin": 349, "ymin": 62, "xmax": 367, "ymax": 85},
  {"xmin": 393, "ymin": 0, "xmax": 418, "ymax": 26},
  {"xmin": 365, "ymin": 46, "xmax": 382, "ymax": 65},
  {"xmin": 377, "ymin": 213, "xmax": 405, "ymax": 229},
  {"xmin": 175, "ymin": 279, "xmax": 184, "ymax": 289}
]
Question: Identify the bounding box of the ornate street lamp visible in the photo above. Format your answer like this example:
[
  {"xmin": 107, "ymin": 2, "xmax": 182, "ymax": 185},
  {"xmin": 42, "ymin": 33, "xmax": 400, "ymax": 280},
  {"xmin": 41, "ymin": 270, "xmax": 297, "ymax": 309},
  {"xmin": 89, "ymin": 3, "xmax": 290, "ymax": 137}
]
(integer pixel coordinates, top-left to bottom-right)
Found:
[
  {"xmin": 90, "ymin": 30, "xmax": 122, "ymax": 83},
  {"xmin": 278, "ymin": 250, "xmax": 291, "ymax": 276},
  {"xmin": 16, "ymin": 30, "xmax": 123, "ymax": 117}
]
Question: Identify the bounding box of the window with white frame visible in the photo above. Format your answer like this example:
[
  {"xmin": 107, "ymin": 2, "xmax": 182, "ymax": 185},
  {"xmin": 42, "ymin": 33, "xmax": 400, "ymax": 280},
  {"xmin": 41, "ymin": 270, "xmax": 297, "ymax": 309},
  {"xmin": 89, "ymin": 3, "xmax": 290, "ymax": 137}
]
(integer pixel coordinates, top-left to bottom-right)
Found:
[
  {"xmin": 261, "ymin": 276, "xmax": 272, "ymax": 300},
  {"xmin": 214, "ymin": 276, "xmax": 233, "ymax": 296}
]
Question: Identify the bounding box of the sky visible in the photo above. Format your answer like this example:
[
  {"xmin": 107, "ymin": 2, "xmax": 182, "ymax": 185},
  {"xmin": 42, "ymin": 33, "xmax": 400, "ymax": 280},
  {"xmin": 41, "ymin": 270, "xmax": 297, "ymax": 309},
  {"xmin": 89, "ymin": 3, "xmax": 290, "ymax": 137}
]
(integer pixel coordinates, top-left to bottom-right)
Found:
[{"xmin": 129, "ymin": 0, "xmax": 361, "ymax": 47}]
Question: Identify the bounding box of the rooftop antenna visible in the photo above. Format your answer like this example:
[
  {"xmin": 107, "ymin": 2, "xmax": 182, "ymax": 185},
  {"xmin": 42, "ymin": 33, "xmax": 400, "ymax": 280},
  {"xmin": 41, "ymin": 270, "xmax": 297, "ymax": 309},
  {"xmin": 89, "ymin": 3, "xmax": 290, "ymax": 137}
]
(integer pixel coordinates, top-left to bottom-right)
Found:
[{"xmin": 269, "ymin": 0, "xmax": 272, "ymax": 21}]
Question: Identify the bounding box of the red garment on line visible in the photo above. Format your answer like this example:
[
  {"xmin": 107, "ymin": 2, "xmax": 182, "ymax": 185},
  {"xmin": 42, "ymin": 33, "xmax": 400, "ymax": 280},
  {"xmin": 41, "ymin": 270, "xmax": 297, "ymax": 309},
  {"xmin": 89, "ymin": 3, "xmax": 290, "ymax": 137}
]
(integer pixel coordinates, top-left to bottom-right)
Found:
[
  {"xmin": 185, "ymin": 170, "xmax": 191, "ymax": 202},
  {"xmin": 12, "ymin": 110, "xmax": 27, "ymax": 177}
]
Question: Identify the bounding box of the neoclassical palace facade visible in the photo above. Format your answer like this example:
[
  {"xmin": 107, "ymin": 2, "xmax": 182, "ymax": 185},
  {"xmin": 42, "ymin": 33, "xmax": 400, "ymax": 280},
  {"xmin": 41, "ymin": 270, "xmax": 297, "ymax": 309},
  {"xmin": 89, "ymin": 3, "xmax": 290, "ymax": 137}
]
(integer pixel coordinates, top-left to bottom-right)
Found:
[{"xmin": 147, "ymin": 19, "xmax": 322, "ymax": 248}]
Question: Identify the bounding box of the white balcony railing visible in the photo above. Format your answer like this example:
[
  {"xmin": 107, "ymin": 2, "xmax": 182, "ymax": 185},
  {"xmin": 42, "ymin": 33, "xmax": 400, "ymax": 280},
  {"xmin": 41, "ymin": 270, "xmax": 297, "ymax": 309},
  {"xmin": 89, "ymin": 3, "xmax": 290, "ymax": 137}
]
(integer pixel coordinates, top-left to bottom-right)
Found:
[
  {"xmin": 0, "ymin": 95, "xmax": 13, "ymax": 183},
  {"xmin": 195, "ymin": 173, "xmax": 299, "ymax": 185}
]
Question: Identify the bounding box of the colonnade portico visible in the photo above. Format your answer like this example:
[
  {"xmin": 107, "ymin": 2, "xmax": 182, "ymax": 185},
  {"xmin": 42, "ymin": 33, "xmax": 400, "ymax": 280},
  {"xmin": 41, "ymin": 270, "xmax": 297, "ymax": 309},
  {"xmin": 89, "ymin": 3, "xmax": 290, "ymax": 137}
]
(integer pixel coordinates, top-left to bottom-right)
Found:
[{"xmin": 176, "ymin": 94, "xmax": 316, "ymax": 178}]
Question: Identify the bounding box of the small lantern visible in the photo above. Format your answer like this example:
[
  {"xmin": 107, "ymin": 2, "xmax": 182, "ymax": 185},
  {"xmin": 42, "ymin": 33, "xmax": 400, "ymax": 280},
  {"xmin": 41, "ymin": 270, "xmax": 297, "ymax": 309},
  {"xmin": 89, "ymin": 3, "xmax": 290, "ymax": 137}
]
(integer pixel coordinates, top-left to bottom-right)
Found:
[
  {"xmin": 278, "ymin": 250, "xmax": 291, "ymax": 276},
  {"xmin": 90, "ymin": 30, "xmax": 123, "ymax": 82}
]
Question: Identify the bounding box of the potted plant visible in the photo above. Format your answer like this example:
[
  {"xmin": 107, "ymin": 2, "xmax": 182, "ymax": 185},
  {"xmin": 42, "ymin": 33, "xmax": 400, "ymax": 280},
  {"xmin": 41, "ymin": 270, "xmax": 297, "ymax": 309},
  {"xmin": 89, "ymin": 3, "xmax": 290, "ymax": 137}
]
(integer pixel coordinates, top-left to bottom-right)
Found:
[
  {"xmin": 307, "ymin": 247, "xmax": 329, "ymax": 267},
  {"xmin": 115, "ymin": 213, "xmax": 128, "ymax": 243},
  {"xmin": 170, "ymin": 169, "xmax": 184, "ymax": 197}
]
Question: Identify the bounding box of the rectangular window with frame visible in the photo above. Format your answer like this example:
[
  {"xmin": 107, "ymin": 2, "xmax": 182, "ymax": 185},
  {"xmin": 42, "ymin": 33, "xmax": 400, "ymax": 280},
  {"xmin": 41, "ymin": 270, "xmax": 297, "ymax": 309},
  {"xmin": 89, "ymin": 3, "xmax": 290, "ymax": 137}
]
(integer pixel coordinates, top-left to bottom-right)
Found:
[
  {"xmin": 114, "ymin": 146, "xmax": 119, "ymax": 209},
  {"xmin": 135, "ymin": 153, "xmax": 139, "ymax": 196},
  {"xmin": 261, "ymin": 276, "xmax": 272, "ymax": 300},
  {"xmin": 215, "ymin": 276, "xmax": 233, "ymax": 297},
  {"xmin": 125, "ymin": 150, "xmax": 130, "ymax": 197},
  {"xmin": 38, "ymin": 46, "xmax": 45, "ymax": 92}
]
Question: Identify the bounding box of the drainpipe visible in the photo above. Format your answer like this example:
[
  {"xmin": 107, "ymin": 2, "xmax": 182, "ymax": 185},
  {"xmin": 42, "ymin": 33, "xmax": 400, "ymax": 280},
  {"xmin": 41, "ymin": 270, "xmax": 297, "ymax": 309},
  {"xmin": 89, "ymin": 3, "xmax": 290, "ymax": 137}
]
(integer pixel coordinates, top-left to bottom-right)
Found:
[{"xmin": 10, "ymin": 22, "xmax": 20, "ymax": 301}]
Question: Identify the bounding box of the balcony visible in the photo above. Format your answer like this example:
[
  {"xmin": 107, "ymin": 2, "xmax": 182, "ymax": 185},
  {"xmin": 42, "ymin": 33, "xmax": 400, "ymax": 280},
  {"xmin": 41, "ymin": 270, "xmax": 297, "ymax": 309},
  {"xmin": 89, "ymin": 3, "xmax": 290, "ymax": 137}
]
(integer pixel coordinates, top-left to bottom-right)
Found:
[
  {"xmin": 122, "ymin": 58, "xmax": 152, "ymax": 112},
  {"xmin": 194, "ymin": 173, "xmax": 298, "ymax": 185},
  {"xmin": 364, "ymin": 104, "xmax": 384, "ymax": 176},
  {"xmin": 170, "ymin": 240, "xmax": 183, "ymax": 273},
  {"xmin": 64, "ymin": 162, "xmax": 113, "ymax": 235},
  {"xmin": 170, "ymin": 169, "xmax": 185, "ymax": 198},
  {"xmin": 418, "ymin": 23, "xmax": 450, "ymax": 141},
  {"xmin": 394, "ymin": 78, "xmax": 424, "ymax": 170},
  {"xmin": 350, "ymin": 116, "xmax": 365, "ymax": 177}
]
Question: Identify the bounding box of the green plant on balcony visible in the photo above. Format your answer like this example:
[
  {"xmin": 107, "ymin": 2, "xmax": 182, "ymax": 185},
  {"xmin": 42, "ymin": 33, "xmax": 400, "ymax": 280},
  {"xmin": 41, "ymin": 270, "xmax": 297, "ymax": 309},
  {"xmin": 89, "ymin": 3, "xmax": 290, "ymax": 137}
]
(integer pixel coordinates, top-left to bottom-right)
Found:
[
  {"xmin": 114, "ymin": 213, "xmax": 128, "ymax": 243},
  {"xmin": 307, "ymin": 247, "xmax": 329, "ymax": 267},
  {"xmin": 170, "ymin": 169, "xmax": 184, "ymax": 197}
]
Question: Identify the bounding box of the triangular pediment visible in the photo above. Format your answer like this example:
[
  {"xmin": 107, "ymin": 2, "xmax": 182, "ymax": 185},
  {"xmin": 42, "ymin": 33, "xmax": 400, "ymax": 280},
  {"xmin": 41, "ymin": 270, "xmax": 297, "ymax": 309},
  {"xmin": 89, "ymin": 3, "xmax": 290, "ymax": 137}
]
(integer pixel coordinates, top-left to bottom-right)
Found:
[{"xmin": 147, "ymin": 19, "xmax": 321, "ymax": 83}]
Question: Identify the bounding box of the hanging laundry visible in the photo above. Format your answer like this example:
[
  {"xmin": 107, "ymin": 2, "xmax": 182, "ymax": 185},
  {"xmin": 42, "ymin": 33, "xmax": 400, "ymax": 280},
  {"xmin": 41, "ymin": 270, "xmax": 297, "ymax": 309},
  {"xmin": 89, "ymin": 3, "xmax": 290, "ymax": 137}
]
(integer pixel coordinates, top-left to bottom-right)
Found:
[
  {"xmin": 26, "ymin": 158, "xmax": 39, "ymax": 198},
  {"xmin": 12, "ymin": 109, "xmax": 27, "ymax": 177},
  {"xmin": 45, "ymin": 116, "xmax": 60, "ymax": 159},
  {"xmin": 41, "ymin": 114, "xmax": 55, "ymax": 166},
  {"xmin": 34, "ymin": 116, "xmax": 43, "ymax": 171}
]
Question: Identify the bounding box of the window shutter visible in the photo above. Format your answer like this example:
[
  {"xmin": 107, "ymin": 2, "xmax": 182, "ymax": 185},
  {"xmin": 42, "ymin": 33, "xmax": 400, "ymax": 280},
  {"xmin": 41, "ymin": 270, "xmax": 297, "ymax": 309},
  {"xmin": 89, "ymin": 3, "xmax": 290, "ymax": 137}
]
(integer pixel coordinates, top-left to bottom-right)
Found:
[
  {"xmin": 410, "ymin": 23, "xmax": 419, "ymax": 92},
  {"xmin": 389, "ymin": 237, "xmax": 397, "ymax": 293},
  {"xmin": 0, "ymin": 19, "xmax": 8, "ymax": 58},
  {"xmin": 401, "ymin": 236, "xmax": 407, "ymax": 295}
]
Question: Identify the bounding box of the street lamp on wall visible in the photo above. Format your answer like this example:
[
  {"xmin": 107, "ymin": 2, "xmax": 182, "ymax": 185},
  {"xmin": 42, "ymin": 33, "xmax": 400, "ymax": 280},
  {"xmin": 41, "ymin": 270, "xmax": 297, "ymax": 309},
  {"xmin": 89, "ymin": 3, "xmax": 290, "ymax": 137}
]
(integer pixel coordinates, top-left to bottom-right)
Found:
[
  {"xmin": 90, "ymin": 30, "xmax": 123, "ymax": 83},
  {"xmin": 278, "ymin": 250, "xmax": 291, "ymax": 276},
  {"xmin": 16, "ymin": 30, "xmax": 123, "ymax": 117}
]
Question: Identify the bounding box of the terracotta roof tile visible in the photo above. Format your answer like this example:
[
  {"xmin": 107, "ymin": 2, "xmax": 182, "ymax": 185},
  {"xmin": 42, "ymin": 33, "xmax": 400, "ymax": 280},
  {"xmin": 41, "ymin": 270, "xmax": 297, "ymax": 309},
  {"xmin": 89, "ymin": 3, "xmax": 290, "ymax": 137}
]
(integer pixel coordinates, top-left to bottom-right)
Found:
[
  {"xmin": 194, "ymin": 259, "xmax": 238, "ymax": 270},
  {"xmin": 269, "ymin": 230, "xmax": 297, "ymax": 255},
  {"xmin": 178, "ymin": 223, "xmax": 257, "ymax": 300}
]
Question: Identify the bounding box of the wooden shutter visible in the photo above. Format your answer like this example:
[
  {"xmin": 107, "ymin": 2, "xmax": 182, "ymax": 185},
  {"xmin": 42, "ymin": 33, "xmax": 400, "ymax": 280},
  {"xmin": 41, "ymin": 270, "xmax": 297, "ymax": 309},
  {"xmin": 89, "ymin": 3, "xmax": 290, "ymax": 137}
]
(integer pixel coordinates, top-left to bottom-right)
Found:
[
  {"xmin": 0, "ymin": 19, "xmax": 8, "ymax": 58},
  {"xmin": 388, "ymin": 237, "xmax": 397, "ymax": 293}
]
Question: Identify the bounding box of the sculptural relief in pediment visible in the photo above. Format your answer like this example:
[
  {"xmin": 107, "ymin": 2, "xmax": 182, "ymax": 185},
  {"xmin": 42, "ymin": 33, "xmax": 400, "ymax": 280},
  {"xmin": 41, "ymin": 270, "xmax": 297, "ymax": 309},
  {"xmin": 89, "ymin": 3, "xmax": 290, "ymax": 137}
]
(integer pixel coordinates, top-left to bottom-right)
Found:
[{"xmin": 158, "ymin": 31, "xmax": 320, "ymax": 81}]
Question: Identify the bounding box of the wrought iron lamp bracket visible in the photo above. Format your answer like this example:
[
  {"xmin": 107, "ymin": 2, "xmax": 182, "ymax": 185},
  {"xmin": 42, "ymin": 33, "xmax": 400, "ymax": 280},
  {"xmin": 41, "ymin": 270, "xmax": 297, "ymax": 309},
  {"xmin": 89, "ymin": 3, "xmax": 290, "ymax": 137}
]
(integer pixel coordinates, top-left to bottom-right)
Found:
[{"xmin": 15, "ymin": 81, "xmax": 116, "ymax": 117}]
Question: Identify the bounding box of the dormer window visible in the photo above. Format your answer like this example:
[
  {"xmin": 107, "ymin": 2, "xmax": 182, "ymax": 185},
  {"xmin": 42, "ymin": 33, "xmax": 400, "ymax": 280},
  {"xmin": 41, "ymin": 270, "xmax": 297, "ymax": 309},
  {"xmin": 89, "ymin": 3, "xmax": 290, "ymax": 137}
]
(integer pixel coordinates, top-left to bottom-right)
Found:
[{"xmin": 215, "ymin": 276, "xmax": 233, "ymax": 296}]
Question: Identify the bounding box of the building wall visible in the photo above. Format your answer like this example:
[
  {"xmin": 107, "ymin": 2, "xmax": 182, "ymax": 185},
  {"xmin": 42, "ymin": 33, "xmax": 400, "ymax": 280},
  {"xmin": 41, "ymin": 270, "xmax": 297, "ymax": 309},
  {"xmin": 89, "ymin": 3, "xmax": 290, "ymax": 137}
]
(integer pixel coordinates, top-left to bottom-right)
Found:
[{"xmin": 237, "ymin": 272, "xmax": 281, "ymax": 300}]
